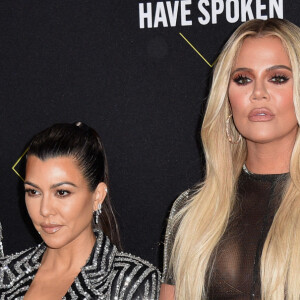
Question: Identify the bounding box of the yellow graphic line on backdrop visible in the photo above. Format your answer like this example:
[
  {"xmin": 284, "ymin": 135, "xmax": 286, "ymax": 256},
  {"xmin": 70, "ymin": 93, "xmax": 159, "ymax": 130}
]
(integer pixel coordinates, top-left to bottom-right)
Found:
[
  {"xmin": 179, "ymin": 32, "xmax": 216, "ymax": 68},
  {"xmin": 12, "ymin": 147, "xmax": 29, "ymax": 181}
]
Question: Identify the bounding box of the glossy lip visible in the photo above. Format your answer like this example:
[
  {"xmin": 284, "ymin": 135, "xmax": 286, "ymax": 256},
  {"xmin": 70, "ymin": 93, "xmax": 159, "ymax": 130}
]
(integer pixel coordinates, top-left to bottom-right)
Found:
[
  {"xmin": 40, "ymin": 223, "xmax": 63, "ymax": 234},
  {"xmin": 248, "ymin": 108, "xmax": 275, "ymax": 122}
]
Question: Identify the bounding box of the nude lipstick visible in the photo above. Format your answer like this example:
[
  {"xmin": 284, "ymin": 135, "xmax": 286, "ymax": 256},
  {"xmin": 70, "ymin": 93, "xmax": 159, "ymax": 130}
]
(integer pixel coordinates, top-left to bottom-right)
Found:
[
  {"xmin": 248, "ymin": 108, "xmax": 275, "ymax": 122},
  {"xmin": 40, "ymin": 223, "xmax": 63, "ymax": 234}
]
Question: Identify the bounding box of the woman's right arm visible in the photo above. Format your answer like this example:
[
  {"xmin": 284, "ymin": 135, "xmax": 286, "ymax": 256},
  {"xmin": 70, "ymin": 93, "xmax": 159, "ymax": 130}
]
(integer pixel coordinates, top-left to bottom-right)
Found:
[
  {"xmin": 160, "ymin": 190, "xmax": 190, "ymax": 300},
  {"xmin": 159, "ymin": 283, "xmax": 175, "ymax": 300}
]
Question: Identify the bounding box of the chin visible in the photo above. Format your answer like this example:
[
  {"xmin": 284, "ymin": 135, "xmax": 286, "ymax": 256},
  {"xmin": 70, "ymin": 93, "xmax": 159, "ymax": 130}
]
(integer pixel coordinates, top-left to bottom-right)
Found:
[
  {"xmin": 39, "ymin": 228, "xmax": 72, "ymax": 249},
  {"xmin": 246, "ymin": 135, "xmax": 283, "ymax": 144},
  {"xmin": 242, "ymin": 129, "xmax": 280, "ymax": 143},
  {"xmin": 41, "ymin": 235, "xmax": 68, "ymax": 249}
]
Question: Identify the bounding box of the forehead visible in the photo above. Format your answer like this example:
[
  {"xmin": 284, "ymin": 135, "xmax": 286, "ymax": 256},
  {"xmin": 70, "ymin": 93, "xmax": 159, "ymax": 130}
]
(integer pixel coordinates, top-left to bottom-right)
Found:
[
  {"xmin": 25, "ymin": 155, "xmax": 84, "ymax": 183},
  {"xmin": 234, "ymin": 36, "xmax": 291, "ymax": 67}
]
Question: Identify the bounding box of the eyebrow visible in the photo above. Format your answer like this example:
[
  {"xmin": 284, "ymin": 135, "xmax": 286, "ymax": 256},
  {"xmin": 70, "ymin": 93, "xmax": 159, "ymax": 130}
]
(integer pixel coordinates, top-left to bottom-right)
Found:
[
  {"xmin": 24, "ymin": 181, "xmax": 78, "ymax": 189},
  {"xmin": 50, "ymin": 182, "xmax": 78, "ymax": 189},
  {"xmin": 231, "ymin": 65, "xmax": 292, "ymax": 75},
  {"xmin": 24, "ymin": 181, "xmax": 39, "ymax": 189},
  {"xmin": 267, "ymin": 65, "xmax": 292, "ymax": 72}
]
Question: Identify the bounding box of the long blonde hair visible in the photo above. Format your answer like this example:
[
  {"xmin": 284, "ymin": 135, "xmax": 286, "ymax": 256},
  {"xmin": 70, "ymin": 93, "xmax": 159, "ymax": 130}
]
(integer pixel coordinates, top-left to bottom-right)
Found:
[{"xmin": 170, "ymin": 19, "xmax": 300, "ymax": 299}]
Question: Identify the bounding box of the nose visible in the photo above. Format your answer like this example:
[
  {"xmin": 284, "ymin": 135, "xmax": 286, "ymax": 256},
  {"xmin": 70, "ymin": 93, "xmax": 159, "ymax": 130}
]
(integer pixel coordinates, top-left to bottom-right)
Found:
[
  {"xmin": 250, "ymin": 80, "xmax": 269, "ymax": 101},
  {"xmin": 40, "ymin": 194, "xmax": 55, "ymax": 217}
]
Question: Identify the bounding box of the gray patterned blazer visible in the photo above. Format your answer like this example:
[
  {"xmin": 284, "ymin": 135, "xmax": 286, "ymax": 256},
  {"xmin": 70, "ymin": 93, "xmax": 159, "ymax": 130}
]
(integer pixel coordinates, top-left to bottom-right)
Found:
[{"xmin": 0, "ymin": 230, "xmax": 160, "ymax": 299}]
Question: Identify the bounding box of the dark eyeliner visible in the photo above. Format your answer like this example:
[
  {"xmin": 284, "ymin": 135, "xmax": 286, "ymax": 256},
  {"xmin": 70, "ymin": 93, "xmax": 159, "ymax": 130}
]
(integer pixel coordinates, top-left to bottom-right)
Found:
[
  {"xmin": 233, "ymin": 74, "xmax": 251, "ymax": 85},
  {"xmin": 270, "ymin": 74, "xmax": 289, "ymax": 84},
  {"xmin": 56, "ymin": 189, "xmax": 71, "ymax": 197}
]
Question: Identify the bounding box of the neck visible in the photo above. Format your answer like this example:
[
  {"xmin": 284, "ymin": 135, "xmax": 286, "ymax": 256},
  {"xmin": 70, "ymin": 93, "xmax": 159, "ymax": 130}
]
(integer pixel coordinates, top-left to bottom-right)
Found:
[
  {"xmin": 41, "ymin": 226, "xmax": 96, "ymax": 273},
  {"xmin": 245, "ymin": 135, "xmax": 296, "ymax": 174}
]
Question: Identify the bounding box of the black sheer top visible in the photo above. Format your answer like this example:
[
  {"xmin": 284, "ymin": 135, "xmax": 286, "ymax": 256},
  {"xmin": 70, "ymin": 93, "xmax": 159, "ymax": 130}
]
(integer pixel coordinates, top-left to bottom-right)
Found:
[{"xmin": 162, "ymin": 166, "xmax": 288, "ymax": 299}]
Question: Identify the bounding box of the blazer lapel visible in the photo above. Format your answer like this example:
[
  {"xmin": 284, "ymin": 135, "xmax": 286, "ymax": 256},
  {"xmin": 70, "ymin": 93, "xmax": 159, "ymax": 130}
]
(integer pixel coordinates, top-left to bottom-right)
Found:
[
  {"xmin": 0, "ymin": 244, "xmax": 45, "ymax": 298},
  {"xmin": 65, "ymin": 230, "xmax": 117, "ymax": 299}
]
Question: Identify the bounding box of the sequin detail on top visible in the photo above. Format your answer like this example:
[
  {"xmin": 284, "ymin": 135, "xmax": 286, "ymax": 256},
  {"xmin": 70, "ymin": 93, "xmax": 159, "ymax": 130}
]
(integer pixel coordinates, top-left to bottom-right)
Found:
[
  {"xmin": 0, "ymin": 230, "xmax": 160, "ymax": 299},
  {"xmin": 162, "ymin": 190, "xmax": 190, "ymax": 285}
]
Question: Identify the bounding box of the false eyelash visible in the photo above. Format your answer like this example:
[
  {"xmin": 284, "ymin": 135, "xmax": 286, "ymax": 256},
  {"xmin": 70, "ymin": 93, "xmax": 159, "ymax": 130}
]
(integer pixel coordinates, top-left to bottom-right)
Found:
[
  {"xmin": 233, "ymin": 74, "xmax": 251, "ymax": 85},
  {"xmin": 270, "ymin": 74, "xmax": 289, "ymax": 84}
]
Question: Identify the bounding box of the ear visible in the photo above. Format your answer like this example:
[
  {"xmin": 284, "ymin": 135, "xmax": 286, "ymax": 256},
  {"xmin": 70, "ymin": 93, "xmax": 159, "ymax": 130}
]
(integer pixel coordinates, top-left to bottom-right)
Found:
[{"xmin": 93, "ymin": 182, "xmax": 108, "ymax": 211}]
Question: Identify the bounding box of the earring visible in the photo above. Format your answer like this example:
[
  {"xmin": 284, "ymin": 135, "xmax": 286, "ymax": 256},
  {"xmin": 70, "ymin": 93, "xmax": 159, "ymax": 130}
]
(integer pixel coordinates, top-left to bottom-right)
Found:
[
  {"xmin": 95, "ymin": 203, "xmax": 102, "ymax": 224},
  {"xmin": 226, "ymin": 114, "xmax": 241, "ymax": 144}
]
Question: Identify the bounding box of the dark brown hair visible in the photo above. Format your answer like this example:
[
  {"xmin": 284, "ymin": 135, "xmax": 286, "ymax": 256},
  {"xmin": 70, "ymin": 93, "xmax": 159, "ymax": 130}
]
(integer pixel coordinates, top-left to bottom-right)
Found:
[{"xmin": 27, "ymin": 122, "xmax": 121, "ymax": 249}]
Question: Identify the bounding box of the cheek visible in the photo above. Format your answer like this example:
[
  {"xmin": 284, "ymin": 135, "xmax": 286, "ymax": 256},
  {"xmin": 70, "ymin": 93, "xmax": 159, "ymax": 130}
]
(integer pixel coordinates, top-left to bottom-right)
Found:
[
  {"xmin": 277, "ymin": 91, "xmax": 294, "ymax": 113},
  {"xmin": 25, "ymin": 198, "xmax": 39, "ymax": 221},
  {"xmin": 62, "ymin": 196, "xmax": 94, "ymax": 222},
  {"xmin": 228, "ymin": 84, "xmax": 249, "ymax": 112},
  {"xmin": 272, "ymin": 87, "xmax": 296, "ymax": 124},
  {"xmin": 228, "ymin": 86, "xmax": 251, "ymax": 135},
  {"xmin": 228, "ymin": 94, "xmax": 247, "ymax": 121}
]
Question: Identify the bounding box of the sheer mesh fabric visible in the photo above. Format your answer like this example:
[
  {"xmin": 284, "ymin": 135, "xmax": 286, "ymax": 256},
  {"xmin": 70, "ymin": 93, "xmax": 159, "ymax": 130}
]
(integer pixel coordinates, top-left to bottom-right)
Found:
[
  {"xmin": 162, "ymin": 168, "xmax": 288, "ymax": 299},
  {"xmin": 208, "ymin": 168, "xmax": 288, "ymax": 299}
]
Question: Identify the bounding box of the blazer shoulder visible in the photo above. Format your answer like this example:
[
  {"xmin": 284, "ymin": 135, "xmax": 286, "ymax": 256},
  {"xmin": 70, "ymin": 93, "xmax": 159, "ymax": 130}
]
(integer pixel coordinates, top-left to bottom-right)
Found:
[
  {"xmin": 0, "ymin": 246, "xmax": 36, "ymax": 267},
  {"xmin": 161, "ymin": 189, "xmax": 191, "ymax": 284},
  {"xmin": 169, "ymin": 189, "xmax": 191, "ymax": 219},
  {"xmin": 0, "ymin": 245, "xmax": 44, "ymax": 288},
  {"xmin": 113, "ymin": 251, "xmax": 161, "ymax": 299},
  {"xmin": 114, "ymin": 251, "xmax": 160, "ymax": 275}
]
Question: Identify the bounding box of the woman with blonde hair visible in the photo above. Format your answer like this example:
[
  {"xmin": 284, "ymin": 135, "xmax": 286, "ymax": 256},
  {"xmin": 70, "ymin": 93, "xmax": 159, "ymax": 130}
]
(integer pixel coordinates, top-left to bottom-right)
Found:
[{"xmin": 160, "ymin": 18, "xmax": 300, "ymax": 299}]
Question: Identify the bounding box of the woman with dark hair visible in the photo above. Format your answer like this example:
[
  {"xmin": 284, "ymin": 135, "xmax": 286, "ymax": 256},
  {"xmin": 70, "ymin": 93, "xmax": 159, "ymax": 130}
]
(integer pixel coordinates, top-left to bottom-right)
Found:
[{"xmin": 0, "ymin": 122, "xmax": 160, "ymax": 299}]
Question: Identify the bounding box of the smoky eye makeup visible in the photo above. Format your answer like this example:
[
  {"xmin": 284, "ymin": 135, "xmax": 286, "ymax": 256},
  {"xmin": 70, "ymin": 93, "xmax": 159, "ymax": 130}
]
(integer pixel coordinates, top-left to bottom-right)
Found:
[
  {"xmin": 268, "ymin": 73, "xmax": 290, "ymax": 84},
  {"xmin": 232, "ymin": 74, "xmax": 252, "ymax": 85}
]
